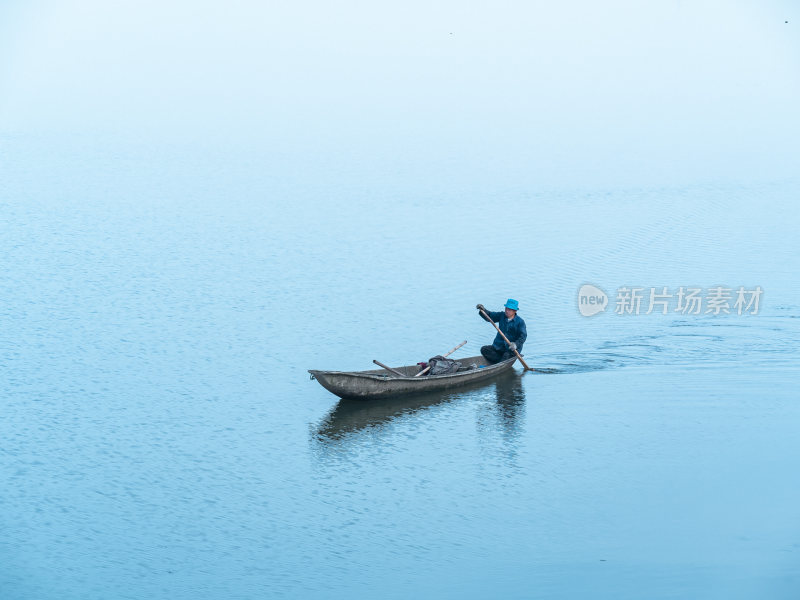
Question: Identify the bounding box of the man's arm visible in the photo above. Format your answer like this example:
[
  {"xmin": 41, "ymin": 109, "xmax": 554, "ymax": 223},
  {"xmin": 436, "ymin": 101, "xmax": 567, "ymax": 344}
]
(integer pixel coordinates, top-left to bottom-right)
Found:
[
  {"xmin": 505, "ymin": 320, "xmax": 527, "ymax": 353},
  {"xmin": 476, "ymin": 304, "xmax": 502, "ymax": 323}
]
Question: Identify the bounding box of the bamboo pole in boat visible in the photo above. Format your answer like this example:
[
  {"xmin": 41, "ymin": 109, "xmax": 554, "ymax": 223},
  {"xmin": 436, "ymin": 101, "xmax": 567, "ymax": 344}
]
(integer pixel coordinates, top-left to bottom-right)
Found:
[{"xmin": 372, "ymin": 360, "xmax": 407, "ymax": 378}]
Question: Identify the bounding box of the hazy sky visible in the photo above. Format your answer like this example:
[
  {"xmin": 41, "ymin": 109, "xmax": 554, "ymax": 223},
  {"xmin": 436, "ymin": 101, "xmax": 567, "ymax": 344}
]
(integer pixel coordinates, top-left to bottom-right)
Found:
[{"xmin": 1, "ymin": 0, "xmax": 798, "ymax": 188}]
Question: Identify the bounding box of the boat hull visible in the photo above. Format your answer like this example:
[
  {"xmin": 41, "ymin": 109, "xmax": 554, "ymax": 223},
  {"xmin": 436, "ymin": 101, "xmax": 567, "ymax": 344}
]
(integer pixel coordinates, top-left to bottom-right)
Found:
[{"xmin": 309, "ymin": 354, "xmax": 517, "ymax": 400}]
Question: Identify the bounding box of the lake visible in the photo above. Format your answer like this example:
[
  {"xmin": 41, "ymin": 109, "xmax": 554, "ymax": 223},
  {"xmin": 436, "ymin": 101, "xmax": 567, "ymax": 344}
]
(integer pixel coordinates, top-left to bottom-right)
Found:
[{"xmin": 1, "ymin": 140, "xmax": 799, "ymax": 599}]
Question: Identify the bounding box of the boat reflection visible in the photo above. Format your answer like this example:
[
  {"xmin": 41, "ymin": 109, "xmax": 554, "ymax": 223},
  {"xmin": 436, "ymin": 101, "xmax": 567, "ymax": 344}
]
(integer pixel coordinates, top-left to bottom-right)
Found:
[
  {"xmin": 476, "ymin": 371, "xmax": 526, "ymax": 459},
  {"xmin": 312, "ymin": 370, "xmax": 527, "ymax": 448}
]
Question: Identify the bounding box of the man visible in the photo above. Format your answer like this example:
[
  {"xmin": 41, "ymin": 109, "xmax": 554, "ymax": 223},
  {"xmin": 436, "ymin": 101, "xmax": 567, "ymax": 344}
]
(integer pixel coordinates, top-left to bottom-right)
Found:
[{"xmin": 476, "ymin": 299, "xmax": 527, "ymax": 364}]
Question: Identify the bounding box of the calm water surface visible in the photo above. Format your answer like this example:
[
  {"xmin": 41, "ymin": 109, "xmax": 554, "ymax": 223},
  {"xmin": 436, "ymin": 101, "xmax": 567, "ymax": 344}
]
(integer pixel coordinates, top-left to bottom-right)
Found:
[{"xmin": 1, "ymin": 150, "xmax": 799, "ymax": 598}]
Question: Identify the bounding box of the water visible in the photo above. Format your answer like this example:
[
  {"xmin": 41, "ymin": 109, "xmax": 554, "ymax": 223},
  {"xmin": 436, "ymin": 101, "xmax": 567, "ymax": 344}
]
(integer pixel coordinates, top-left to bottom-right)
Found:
[{"xmin": 2, "ymin": 137, "xmax": 800, "ymax": 600}]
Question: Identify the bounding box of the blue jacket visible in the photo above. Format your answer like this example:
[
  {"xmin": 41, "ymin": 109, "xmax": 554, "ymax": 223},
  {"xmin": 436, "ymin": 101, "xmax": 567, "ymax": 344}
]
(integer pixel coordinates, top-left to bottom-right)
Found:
[{"xmin": 480, "ymin": 310, "xmax": 527, "ymax": 353}]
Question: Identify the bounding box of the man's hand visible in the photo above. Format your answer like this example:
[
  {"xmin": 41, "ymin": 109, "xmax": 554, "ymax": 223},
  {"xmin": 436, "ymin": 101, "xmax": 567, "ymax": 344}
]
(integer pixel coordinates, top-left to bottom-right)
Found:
[
  {"xmin": 476, "ymin": 303, "xmax": 485, "ymax": 311},
  {"xmin": 507, "ymin": 342, "xmax": 517, "ymax": 352}
]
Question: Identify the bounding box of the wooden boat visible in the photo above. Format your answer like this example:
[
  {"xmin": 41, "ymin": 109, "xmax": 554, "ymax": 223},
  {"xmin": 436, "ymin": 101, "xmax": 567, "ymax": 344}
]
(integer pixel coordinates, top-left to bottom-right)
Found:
[{"xmin": 309, "ymin": 354, "xmax": 517, "ymax": 400}]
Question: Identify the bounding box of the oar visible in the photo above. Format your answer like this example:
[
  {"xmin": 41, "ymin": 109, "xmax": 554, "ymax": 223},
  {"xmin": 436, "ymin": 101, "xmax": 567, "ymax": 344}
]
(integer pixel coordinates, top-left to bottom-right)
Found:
[
  {"xmin": 479, "ymin": 308, "xmax": 533, "ymax": 371},
  {"xmin": 372, "ymin": 360, "xmax": 407, "ymax": 378},
  {"xmin": 414, "ymin": 340, "xmax": 467, "ymax": 377}
]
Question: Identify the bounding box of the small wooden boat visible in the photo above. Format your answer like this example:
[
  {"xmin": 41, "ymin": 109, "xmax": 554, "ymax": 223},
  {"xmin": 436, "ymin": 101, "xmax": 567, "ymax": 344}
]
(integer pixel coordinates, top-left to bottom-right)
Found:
[{"xmin": 309, "ymin": 354, "xmax": 517, "ymax": 400}]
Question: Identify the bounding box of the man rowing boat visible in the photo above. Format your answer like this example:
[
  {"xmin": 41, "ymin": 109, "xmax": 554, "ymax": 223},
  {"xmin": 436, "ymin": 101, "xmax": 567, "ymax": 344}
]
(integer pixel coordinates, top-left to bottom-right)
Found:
[{"xmin": 476, "ymin": 299, "xmax": 527, "ymax": 364}]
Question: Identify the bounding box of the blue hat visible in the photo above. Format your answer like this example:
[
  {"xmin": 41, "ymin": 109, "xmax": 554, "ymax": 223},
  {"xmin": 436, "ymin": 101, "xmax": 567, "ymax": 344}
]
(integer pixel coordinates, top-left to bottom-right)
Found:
[{"xmin": 504, "ymin": 298, "xmax": 520, "ymax": 311}]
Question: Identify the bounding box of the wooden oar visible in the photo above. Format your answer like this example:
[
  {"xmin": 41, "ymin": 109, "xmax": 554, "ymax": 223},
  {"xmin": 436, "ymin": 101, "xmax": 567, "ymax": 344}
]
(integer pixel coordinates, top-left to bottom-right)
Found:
[
  {"xmin": 479, "ymin": 308, "xmax": 533, "ymax": 371},
  {"xmin": 373, "ymin": 360, "xmax": 406, "ymax": 378},
  {"xmin": 414, "ymin": 340, "xmax": 467, "ymax": 377}
]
